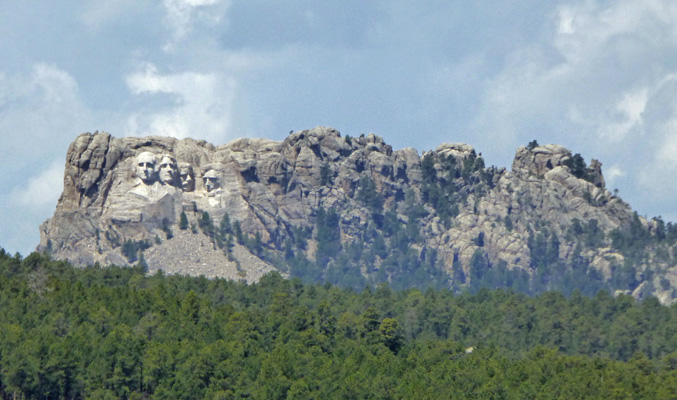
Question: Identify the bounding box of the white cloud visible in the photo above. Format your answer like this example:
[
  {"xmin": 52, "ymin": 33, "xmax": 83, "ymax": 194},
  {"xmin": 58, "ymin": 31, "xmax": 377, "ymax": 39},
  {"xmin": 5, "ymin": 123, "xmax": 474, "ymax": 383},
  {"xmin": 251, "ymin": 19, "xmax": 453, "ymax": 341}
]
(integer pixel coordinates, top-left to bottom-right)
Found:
[
  {"xmin": 162, "ymin": 0, "xmax": 230, "ymax": 50},
  {"xmin": 125, "ymin": 63, "xmax": 236, "ymax": 142},
  {"xmin": 10, "ymin": 160, "xmax": 64, "ymax": 209},
  {"xmin": 471, "ymin": 0, "xmax": 677, "ymax": 220},
  {"xmin": 0, "ymin": 63, "xmax": 93, "ymax": 176},
  {"xmin": 597, "ymin": 88, "xmax": 648, "ymax": 141},
  {"xmin": 605, "ymin": 164, "xmax": 626, "ymax": 188},
  {"xmin": 557, "ymin": 6, "xmax": 577, "ymax": 35},
  {"xmin": 478, "ymin": 0, "xmax": 677, "ymax": 146},
  {"xmin": 554, "ymin": 1, "xmax": 677, "ymax": 62},
  {"xmin": 1, "ymin": 159, "xmax": 66, "ymax": 256},
  {"xmin": 656, "ymin": 125, "xmax": 677, "ymax": 169},
  {"xmin": 0, "ymin": 63, "xmax": 93, "ymax": 256},
  {"xmin": 31, "ymin": 63, "xmax": 80, "ymax": 104}
]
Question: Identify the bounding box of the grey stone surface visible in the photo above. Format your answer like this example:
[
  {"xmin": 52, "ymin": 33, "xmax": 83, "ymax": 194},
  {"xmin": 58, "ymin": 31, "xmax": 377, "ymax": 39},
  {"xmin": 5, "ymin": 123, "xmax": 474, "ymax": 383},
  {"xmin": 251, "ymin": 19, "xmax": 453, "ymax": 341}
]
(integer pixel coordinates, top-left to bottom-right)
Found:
[{"xmin": 39, "ymin": 127, "xmax": 676, "ymax": 302}]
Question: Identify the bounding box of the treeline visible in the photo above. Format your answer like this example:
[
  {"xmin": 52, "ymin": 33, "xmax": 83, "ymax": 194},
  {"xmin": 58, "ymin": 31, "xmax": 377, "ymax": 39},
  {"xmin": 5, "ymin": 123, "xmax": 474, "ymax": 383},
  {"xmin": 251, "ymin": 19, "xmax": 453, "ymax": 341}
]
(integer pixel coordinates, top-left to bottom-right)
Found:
[{"xmin": 1, "ymin": 249, "xmax": 677, "ymax": 399}]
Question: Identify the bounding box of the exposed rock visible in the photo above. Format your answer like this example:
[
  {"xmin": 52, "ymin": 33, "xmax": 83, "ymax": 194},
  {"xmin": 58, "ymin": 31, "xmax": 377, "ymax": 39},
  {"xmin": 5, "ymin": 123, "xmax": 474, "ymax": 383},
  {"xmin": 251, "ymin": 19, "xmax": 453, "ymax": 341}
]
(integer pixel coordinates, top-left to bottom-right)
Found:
[
  {"xmin": 143, "ymin": 230, "xmax": 276, "ymax": 282},
  {"xmin": 512, "ymin": 144, "xmax": 571, "ymax": 177},
  {"xmin": 39, "ymin": 127, "xmax": 677, "ymax": 303},
  {"xmin": 588, "ymin": 159, "xmax": 605, "ymax": 189},
  {"xmin": 436, "ymin": 143, "xmax": 476, "ymax": 160}
]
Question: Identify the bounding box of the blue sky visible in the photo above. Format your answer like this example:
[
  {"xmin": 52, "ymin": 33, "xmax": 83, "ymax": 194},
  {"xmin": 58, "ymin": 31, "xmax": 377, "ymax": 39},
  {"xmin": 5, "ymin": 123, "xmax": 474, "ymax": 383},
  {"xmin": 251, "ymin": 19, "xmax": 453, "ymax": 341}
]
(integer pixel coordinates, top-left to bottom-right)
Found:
[{"xmin": 2, "ymin": 0, "xmax": 677, "ymax": 256}]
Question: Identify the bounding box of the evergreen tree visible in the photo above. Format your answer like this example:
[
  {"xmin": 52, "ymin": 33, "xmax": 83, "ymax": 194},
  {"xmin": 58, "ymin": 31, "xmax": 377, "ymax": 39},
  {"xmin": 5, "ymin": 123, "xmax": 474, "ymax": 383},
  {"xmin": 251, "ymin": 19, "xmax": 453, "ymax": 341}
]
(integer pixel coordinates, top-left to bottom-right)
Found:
[
  {"xmin": 162, "ymin": 217, "xmax": 173, "ymax": 239},
  {"xmin": 420, "ymin": 153, "xmax": 436, "ymax": 183},
  {"xmin": 356, "ymin": 176, "xmax": 383, "ymax": 215},
  {"xmin": 565, "ymin": 153, "xmax": 589, "ymax": 180},
  {"xmin": 199, "ymin": 211, "xmax": 214, "ymax": 238},
  {"xmin": 320, "ymin": 163, "xmax": 333, "ymax": 186},
  {"xmin": 315, "ymin": 208, "xmax": 341, "ymax": 266},
  {"xmin": 220, "ymin": 213, "xmax": 232, "ymax": 237},
  {"xmin": 0, "ymin": 248, "xmax": 676, "ymax": 399},
  {"xmin": 233, "ymin": 221, "xmax": 244, "ymax": 244},
  {"xmin": 179, "ymin": 211, "xmax": 189, "ymax": 230}
]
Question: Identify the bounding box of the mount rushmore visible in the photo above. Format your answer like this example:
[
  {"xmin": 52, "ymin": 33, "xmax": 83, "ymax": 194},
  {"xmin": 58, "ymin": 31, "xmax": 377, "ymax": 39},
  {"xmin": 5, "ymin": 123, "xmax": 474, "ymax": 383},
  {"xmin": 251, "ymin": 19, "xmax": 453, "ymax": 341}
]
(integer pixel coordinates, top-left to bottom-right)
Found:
[{"xmin": 38, "ymin": 127, "xmax": 677, "ymax": 303}]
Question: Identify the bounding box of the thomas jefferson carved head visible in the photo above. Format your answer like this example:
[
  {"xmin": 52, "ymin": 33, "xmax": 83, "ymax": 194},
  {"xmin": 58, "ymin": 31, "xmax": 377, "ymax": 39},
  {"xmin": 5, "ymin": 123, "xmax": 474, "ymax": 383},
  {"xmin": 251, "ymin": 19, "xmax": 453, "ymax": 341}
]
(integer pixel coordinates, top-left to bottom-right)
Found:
[
  {"xmin": 159, "ymin": 155, "xmax": 179, "ymax": 186},
  {"xmin": 135, "ymin": 152, "xmax": 158, "ymax": 184},
  {"xmin": 179, "ymin": 163, "xmax": 195, "ymax": 192},
  {"xmin": 202, "ymin": 169, "xmax": 220, "ymax": 192}
]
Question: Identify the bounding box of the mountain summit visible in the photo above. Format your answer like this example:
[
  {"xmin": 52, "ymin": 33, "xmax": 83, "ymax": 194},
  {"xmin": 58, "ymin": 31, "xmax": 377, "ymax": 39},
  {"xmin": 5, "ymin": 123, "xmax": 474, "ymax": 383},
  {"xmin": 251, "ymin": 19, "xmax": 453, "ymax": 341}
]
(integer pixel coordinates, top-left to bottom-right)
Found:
[{"xmin": 39, "ymin": 127, "xmax": 677, "ymax": 303}]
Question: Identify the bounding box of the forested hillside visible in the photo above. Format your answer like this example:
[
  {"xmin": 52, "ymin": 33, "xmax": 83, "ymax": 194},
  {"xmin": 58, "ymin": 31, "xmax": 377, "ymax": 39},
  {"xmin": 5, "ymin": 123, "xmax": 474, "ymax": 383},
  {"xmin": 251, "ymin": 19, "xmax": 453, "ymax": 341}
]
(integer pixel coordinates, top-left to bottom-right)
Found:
[{"xmin": 2, "ymin": 249, "xmax": 677, "ymax": 399}]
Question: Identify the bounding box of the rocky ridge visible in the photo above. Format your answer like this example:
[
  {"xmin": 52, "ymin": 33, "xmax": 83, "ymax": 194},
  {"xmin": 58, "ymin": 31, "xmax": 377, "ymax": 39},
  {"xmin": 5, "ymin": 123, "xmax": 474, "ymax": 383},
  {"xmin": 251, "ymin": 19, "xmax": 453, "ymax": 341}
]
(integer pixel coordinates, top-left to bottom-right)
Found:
[{"xmin": 39, "ymin": 127, "xmax": 677, "ymax": 303}]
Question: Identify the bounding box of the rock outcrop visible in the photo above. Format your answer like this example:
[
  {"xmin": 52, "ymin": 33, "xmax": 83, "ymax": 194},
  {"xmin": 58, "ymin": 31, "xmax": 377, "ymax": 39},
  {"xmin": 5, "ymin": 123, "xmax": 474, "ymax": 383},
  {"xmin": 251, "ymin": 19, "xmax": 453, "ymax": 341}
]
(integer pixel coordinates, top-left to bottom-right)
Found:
[{"xmin": 39, "ymin": 128, "xmax": 677, "ymax": 303}]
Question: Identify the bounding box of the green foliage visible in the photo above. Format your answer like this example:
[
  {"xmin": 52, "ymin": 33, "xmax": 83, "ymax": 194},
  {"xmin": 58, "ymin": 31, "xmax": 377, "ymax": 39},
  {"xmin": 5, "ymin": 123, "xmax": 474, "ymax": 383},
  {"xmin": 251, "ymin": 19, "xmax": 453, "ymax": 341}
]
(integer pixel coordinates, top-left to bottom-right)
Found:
[
  {"xmin": 314, "ymin": 207, "xmax": 341, "ymax": 267},
  {"xmin": 563, "ymin": 152, "xmax": 600, "ymax": 185},
  {"xmin": 219, "ymin": 213, "xmax": 232, "ymax": 237},
  {"xmin": 319, "ymin": 163, "xmax": 333, "ymax": 186},
  {"xmin": 418, "ymin": 152, "xmax": 483, "ymax": 227},
  {"xmin": 278, "ymin": 190, "xmax": 446, "ymax": 291},
  {"xmin": 371, "ymin": 235, "xmax": 387, "ymax": 259},
  {"xmin": 105, "ymin": 230, "xmax": 121, "ymax": 247},
  {"xmin": 527, "ymin": 139, "xmax": 539, "ymax": 150},
  {"xmin": 462, "ymin": 154, "xmax": 477, "ymax": 179},
  {"xmin": 468, "ymin": 250, "xmax": 490, "ymax": 292},
  {"xmin": 251, "ymin": 232, "xmax": 263, "ymax": 255},
  {"xmin": 504, "ymin": 215, "xmax": 513, "ymax": 231},
  {"xmin": 179, "ymin": 211, "xmax": 189, "ymax": 230},
  {"xmin": 379, "ymin": 318, "xmax": 404, "ymax": 353},
  {"xmin": 291, "ymin": 226, "xmax": 308, "ymax": 251},
  {"xmin": 585, "ymin": 219, "xmax": 604, "ymax": 248},
  {"xmin": 1, "ymin": 249, "xmax": 677, "ymax": 399},
  {"xmin": 199, "ymin": 211, "xmax": 214, "ymax": 238},
  {"xmin": 356, "ymin": 176, "xmax": 383, "ymax": 215},
  {"xmin": 566, "ymin": 153, "xmax": 588, "ymax": 179},
  {"xmin": 121, "ymin": 239, "xmax": 150, "ymax": 264},
  {"xmin": 198, "ymin": 213, "xmax": 236, "ymax": 257},
  {"xmin": 420, "ymin": 153, "xmax": 436, "ymax": 183},
  {"xmin": 161, "ymin": 217, "xmax": 173, "ymax": 239},
  {"xmin": 233, "ymin": 221, "xmax": 244, "ymax": 245}
]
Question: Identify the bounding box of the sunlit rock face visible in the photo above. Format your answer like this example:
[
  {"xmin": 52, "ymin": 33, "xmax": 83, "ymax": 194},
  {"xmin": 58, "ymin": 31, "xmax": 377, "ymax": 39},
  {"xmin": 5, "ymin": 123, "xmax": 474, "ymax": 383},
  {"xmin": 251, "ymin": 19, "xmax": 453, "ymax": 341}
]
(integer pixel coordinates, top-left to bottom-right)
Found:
[{"xmin": 38, "ymin": 127, "xmax": 676, "ymax": 303}]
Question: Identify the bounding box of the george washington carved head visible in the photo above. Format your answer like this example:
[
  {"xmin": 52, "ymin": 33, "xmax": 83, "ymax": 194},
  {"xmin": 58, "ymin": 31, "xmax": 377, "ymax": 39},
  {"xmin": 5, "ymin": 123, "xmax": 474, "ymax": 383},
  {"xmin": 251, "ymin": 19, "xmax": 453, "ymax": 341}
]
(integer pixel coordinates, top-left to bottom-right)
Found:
[{"xmin": 135, "ymin": 152, "xmax": 158, "ymax": 184}]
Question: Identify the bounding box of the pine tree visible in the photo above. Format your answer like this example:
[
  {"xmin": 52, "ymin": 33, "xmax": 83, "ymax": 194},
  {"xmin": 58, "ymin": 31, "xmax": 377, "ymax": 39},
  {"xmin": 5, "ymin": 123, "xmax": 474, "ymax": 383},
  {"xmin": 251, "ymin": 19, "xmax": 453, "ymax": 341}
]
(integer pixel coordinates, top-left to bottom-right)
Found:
[
  {"xmin": 179, "ymin": 212, "xmax": 189, "ymax": 230},
  {"xmin": 320, "ymin": 163, "xmax": 333, "ymax": 186},
  {"xmin": 199, "ymin": 211, "xmax": 214, "ymax": 238}
]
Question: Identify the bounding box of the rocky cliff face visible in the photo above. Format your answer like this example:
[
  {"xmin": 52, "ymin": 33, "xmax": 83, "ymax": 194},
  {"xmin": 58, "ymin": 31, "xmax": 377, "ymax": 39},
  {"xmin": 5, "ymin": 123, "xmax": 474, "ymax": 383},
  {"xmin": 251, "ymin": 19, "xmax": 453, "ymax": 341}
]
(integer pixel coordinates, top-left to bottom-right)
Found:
[{"xmin": 39, "ymin": 127, "xmax": 677, "ymax": 303}]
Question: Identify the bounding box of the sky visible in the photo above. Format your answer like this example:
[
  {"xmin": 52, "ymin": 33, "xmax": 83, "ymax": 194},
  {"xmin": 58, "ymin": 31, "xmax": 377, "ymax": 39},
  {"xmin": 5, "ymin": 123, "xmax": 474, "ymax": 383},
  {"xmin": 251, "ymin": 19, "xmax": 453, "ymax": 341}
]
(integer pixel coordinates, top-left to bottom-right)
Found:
[{"xmin": 2, "ymin": 0, "xmax": 677, "ymax": 256}]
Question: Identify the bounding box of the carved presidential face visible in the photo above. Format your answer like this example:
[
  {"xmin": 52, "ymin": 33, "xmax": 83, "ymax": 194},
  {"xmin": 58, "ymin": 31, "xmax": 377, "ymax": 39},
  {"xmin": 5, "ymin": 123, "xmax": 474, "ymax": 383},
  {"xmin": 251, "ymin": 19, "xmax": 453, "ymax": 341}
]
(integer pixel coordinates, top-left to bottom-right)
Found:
[
  {"xmin": 202, "ymin": 169, "xmax": 220, "ymax": 192},
  {"xmin": 159, "ymin": 155, "xmax": 179, "ymax": 186},
  {"xmin": 179, "ymin": 163, "xmax": 195, "ymax": 192},
  {"xmin": 135, "ymin": 152, "xmax": 158, "ymax": 184}
]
